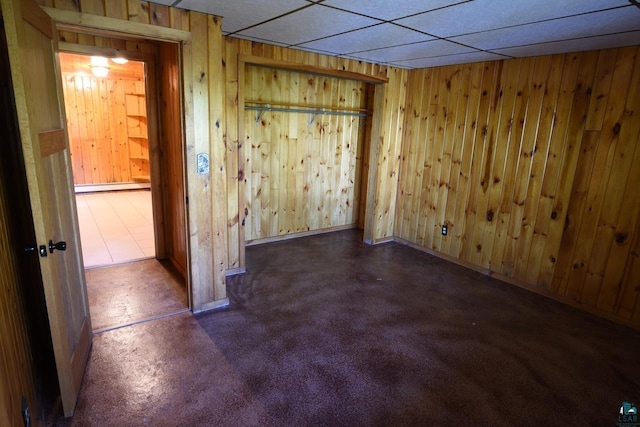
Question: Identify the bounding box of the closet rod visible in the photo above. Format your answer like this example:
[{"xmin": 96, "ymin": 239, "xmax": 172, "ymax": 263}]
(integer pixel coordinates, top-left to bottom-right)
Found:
[{"xmin": 245, "ymin": 104, "xmax": 370, "ymax": 118}]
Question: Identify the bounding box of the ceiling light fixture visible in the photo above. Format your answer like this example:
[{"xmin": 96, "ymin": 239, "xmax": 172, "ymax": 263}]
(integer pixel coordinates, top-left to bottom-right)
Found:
[
  {"xmin": 111, "ymin": 57, "xmax": 128, "ymax": 65},
  {"xmin": 90, "ymin": 56, "xmax": 110, "ymax": 77}
]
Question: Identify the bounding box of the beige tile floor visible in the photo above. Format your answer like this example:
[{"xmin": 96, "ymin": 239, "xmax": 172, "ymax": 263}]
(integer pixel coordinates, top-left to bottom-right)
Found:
[{"xmin": 76, "ymin": 190, "xmax": 155, "ymax": 268}]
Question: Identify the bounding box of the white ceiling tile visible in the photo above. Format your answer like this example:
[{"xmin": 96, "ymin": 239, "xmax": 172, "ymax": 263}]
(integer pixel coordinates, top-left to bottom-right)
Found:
[
  {"xmin": 396, "ymin": 0, "xmax": 633, "ymax": 38},
  {"xmin": 321, "ymin": 0, "xmax": 468, "ymax": 21},
  {"xmin": 389, "ymin": 51, "xmax": 508, "ymax": 68},
  {"xmin": 158, "ymin": 0, "xmax": 640, "ymax": 68},
  {"xmin": 452, "ymin": 7, "xmax": 640, "ymax": 51},
  {"xmin": 352, "ymin": 39, "xmax": 476, "ymax": 63},
  {"xmin": 227, "ymin": 34, "xmax": 290, "ymax": 47},
  {"xmin": 236, "ymin": 5, "xmax": 381, "ymax": 46},
  {"xmin": 298, "ymin": 23, "xmax": 434, "ymax": 54},
  {"xmin": 491, "ymin": 31, "xmax": 640, "ymax": 58},
  {"xmin": 175, "ymin": 0, "xmax": 309, "ymax": 33}
]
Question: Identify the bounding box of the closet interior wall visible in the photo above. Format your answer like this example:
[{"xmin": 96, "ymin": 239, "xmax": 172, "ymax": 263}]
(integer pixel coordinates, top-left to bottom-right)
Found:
[{"xmin": 243, "ymin": 65, "xmax": 368, "ymax": 243}]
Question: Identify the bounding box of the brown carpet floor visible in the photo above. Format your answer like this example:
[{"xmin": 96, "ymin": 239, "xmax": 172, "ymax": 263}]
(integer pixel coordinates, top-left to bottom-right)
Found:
[
  {"xmin": 85, "ymin": 259, "xmax": 188, "ymax": 331},
  {"xmin": 60, "ymin": 230, "xmax": 640, "ymax": 426}
]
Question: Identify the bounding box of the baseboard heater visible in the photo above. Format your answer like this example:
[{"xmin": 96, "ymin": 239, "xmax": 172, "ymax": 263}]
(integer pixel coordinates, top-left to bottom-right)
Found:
[{"xmin": 74, "ymin": 182, "xmax": 151, "ymax": 193}]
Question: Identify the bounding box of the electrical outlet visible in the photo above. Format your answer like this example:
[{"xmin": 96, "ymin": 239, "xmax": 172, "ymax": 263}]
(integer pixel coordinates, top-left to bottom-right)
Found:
[{"xmin": 442, "ymin": 225, "xmax": 448, "ymax": 236}]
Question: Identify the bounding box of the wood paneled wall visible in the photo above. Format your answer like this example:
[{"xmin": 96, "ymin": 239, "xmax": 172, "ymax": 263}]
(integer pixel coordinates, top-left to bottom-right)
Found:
[
  {"xmin": 61, "ymin": 56, "xmax": 150, "ymax": 185},
  {"xmin": 243, "ymin": 65, "xmax": 367, "ymax": 242},
  {"xmin": 364, "ymin": 67, "xmax": 409, "ymax": 244},
  {"xmin": 223, "ymin": 38, "xmax": 402, "ymax": 270},
  {"xmin": 396, "ymin": 47, "xmax": 640, "ymax": 328}
]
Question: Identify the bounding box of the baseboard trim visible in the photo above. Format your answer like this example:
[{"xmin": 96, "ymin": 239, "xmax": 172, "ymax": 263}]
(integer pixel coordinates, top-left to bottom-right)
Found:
[
  {"xmin": 246, "ymin": 224, "xmax": 357, "ymax": 247},
  {"xmin": 197, "ymin": 298, "xmax": 230, "ymax": 313},
  {"xmin": 393, "ymin": 237, "xmax": 640, "ymax": 332}
]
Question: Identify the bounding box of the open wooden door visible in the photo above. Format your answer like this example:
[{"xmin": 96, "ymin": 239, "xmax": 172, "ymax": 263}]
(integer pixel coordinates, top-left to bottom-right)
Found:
[{"xmin": 1, "ymin": 0, "xmax": 91, "ymax": 417}]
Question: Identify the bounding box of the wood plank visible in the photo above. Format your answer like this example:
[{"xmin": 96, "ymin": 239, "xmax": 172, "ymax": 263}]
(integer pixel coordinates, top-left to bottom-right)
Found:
[
  {"xmin": 480, "ymin": 58, "xmax": 518, "ymax": 269},
  {"xmin": 43, "ymin": 7, "xmax": 192, "ymax": 42},
  {"xmin": 127, "ymin": 0, "xmax": 150, "ymax": 24},
  {"xmin": 443, "ymin": 63, "xmax": 472, "ymax": 256},
  {"xmin": 79, "ymin": 0, "xmax": 104, "ymax": 16},
  {"xmin": 207, "ymin": 14, "xmax": 228, "ymax": 302},
  {"xmin": 458, "ymin": 62, "xmax": 490, "ymax": 262},
  {"xmin": 38, "ymin": 129, "xmax": 66, "ymax": 157},
  {"xmin": 433, "ymin": 64, "xmax": 461, "ymax": 253},
  {"xmin": 450, "ymin": 63, "xmax": 483, "ymax": 257},
  {"xmin": 495, "ymin": 56, "xmax": 535, "ymax": 275},
  {"xmin": 224, "ymin": 38, "xmax": 240, "ymax": 269},
  {"xmin": 396, "ymin": 68, "xmax": 422, "ymax": 240},
  {"xmin": 465, "ymin": 60, "xmax": 498, "ymax": 265},
  {"xmin": 540, "ymin": 51, "xmax": 598, "ymax": 293},
  {"xmin": 186, "ymin": 11, "xmax": 214, "ymax": 310},
  {"xmin": 240, "ymin": 54, "xmax": 388, "ymax": 84},
  {"xmin": 584, "ymin": 49, "xmax": 617, "ymax": 131},
  {"xmin": 519, "ymin": 54, "xmax": 564, "ymax": 282},
  {"xmin": 598, "ymin": 138, "xmax": 640, "ymax": 313},
  {"xmin": 158, "ymin": 42, "xmax": 186, "ymax": 276},
  {"xmin": 581, "ymin": 47, "xmax": 639, "ymax": 307},
  {"xmin": 22, "ymin": 0, "xmax": 54, "ymax": 38},
  {"xmin": 531, "ymin": 52, "xmax": 580, "ymax": 288},
  {"xmin": 104, "ymin": 0, "xmax": 127, "ymax": 20},
  {"xmin": 169, "ymin": 7, "xmax": 190, "ymax": 31},
  {"xmin": 508, "ymin": 55, "xmax": 553, "ymax": 280},
  {"xmin": 149, "ymin": 3, "xmax": 169, "ymax": 28},
  {"xmin": 559, "ymin": 49, "xmax": 630, "ymax": 302},
  {"xmin": 616, "ymin": 213, "xmax": 640, "ymax": 320}
]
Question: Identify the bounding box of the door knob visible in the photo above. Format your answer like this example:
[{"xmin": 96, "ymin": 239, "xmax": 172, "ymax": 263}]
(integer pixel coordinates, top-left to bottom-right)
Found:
[{"xmin": 48, "ymin": 240, "xmax": 67, "ymax": 253}]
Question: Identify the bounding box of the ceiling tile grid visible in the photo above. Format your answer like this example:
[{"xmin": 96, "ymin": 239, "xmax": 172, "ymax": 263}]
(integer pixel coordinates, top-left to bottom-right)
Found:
[
  {"xmin": 297, "ymin": 23, "xmax": 435, "ymax": 55},
  {"xmin": 161, "ymin": 0, "xmax": 640, "ymax": 68}
]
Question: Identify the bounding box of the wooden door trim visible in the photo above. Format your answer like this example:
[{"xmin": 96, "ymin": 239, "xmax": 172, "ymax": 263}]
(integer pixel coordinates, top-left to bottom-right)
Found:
[
  {"xmin": 41, "ymin": 7, "xmax": 191, "ymax": 42},
  {"xmin": 21, "ymin": 0, "xmax": 53, "ymax": 39},
  {"xmin": 44, "ymin": 9, "xmax": 195, "ymax": 309}
]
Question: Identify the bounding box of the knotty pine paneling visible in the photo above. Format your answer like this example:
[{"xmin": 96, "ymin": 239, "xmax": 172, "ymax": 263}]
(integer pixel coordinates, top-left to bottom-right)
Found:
[
  {"xmin": 224, "ymin": 37, "xmax": 401, "ymax": 270},
  {"xmin": 243, "ymin": 65, "xmax": 367, "ymax": 242},
  {"xmin": 397, "ymin": 47, "xmax": 640, "ymax": 328},
  {"xmin": 60, "ymin": 53, "xmax": 149, "ymax": 185}
]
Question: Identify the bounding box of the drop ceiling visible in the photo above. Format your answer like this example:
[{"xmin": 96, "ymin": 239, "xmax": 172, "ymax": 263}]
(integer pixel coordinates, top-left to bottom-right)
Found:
[{"xmin": 150, "ymin": 0, "xmax": 640, "ymax": 69}]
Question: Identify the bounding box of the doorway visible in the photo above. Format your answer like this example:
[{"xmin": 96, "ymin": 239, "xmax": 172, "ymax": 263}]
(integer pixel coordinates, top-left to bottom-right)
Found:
[
  {"xmin": 59, "ymin": 52, "xmax": 155, "ymax": 268},
  {"xmin": 58, "ymin": 40, "xmax": 190, "ymax": 331}
]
